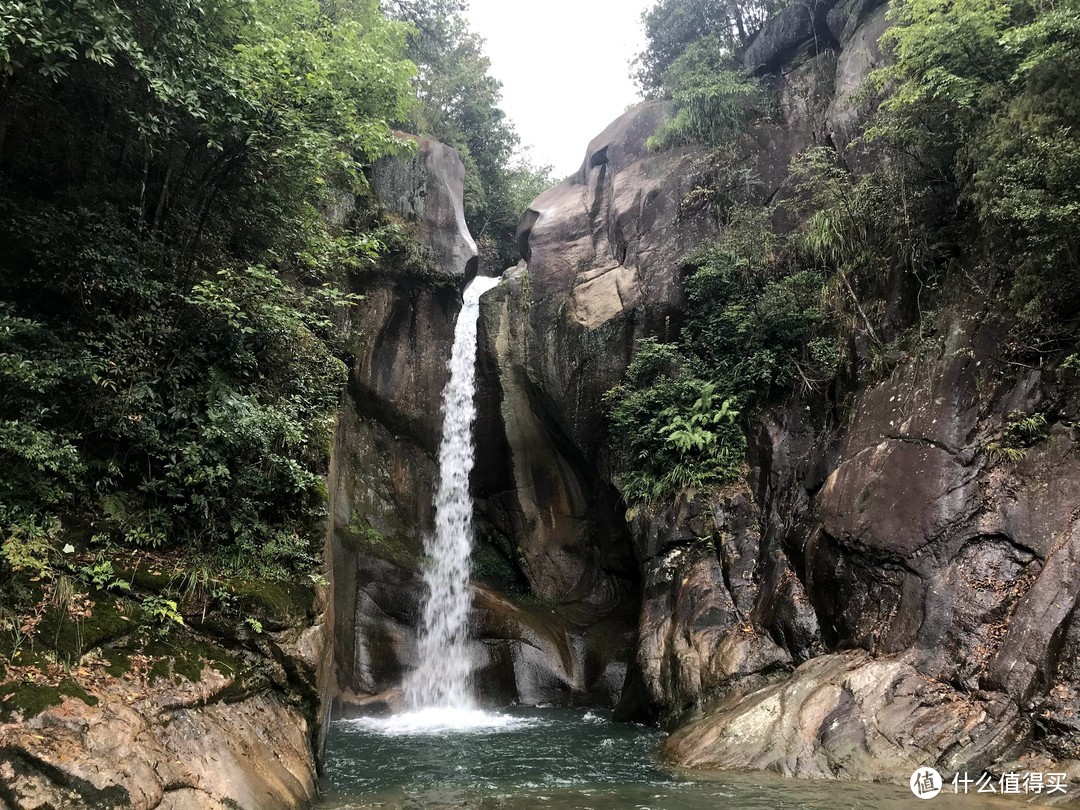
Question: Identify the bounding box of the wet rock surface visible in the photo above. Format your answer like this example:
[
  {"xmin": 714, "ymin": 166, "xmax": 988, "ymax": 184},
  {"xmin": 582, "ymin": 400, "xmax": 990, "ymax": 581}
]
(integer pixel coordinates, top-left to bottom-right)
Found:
[
  {"xmin": 333, "ymin": 554, "xmax": 634, "ymax": 713},
  {"xmin": 326, "ymin": 136, "xmax": 634, "ymax": 718}
]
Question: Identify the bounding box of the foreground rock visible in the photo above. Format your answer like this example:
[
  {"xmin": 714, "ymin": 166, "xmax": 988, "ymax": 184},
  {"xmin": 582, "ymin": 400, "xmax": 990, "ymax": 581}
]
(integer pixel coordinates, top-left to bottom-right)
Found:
[
  {"xmin": 664, "ymin": 649, "xmax": 1028, "ymax": 780},
  {"xmin": 0, "ymin": 604, "xmax": 328, "ymax": 810},
  {"xmin": 1, "ymin": 671, "xmax": 317, "ymax": 810}
]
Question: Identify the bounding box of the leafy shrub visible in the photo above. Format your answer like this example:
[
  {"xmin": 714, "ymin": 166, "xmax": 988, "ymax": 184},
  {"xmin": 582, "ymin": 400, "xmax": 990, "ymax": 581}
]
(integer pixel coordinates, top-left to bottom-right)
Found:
[
  {"xmin": 634, "ymin": 0, "xmax": 785, "ymax": 93},
  {"xmin": 870, "ymin": 0, "xmax": 1080, "ymax": 354},
  {"xmin": 647, "ymin": 34, "xmax": 764, "ymax": 150},
  {"xmin": 607, "ymin": 212, "xmax": 837, "ymax": 504},
  {"xmin": 0, "ymin": 0, "xmax": 415, "ymax": 583},
  {"xmin": 986, "ymin": 410, "xmax": 1051, "ymax": 463}
]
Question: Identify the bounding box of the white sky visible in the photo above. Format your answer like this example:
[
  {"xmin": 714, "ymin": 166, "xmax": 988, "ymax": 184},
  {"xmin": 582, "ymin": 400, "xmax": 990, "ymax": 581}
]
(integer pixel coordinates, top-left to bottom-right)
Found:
[{"xmin": 465, "ymin": 0, "xmax": 654, "ymax": 179}]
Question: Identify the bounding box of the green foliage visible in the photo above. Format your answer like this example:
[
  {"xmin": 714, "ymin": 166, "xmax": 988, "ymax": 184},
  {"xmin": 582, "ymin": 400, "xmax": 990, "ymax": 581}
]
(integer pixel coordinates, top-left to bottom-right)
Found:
[
  {"xmin": 989, "ymin": 410, "xmax": 1051, "ymax": 463},
  {"xmin": 634, "ymin": 0, "xmax": 782, "ymax": 93},
  {"xmin": 140, "ymin": 595, "xmax": 185, "ymax": 639},
  {"xmin": 607, "ymin": 212, "xmax": 836, "ymax": 504},
  {"xmin": 678, "ymin": 146, "xmax": 763, "ymax": 224},
  {"xmin": 0, "ymin": 312, "xmax": 87, "ymax": 524},
  {"xmin": 1, "ymin": 519, "xmax": 58, "ymax": 580},
  {"xmin": 607, "ymin": 340, "xmax": 747, "ymax": 503},
  {"xmin": 635, "ymin": 0, "xmax": 782, "ymax": 151},
  {"xmin": 647, "ymin": 36, "xmax": 763, "ymax": 150},
  {"xmin": 790, "ymin": 146, "xmax": 953, "ymax": 360},
  {"xmin": 0, "ymin": 0, "xmax": 417, "ymax": 587},
  {"xmin": 870, "ymin": 0, "xmax": 1080, "ymax": 353},
  {"xmin": 77, "ymin": 560, "xmax": 130, "ymax": 594}
]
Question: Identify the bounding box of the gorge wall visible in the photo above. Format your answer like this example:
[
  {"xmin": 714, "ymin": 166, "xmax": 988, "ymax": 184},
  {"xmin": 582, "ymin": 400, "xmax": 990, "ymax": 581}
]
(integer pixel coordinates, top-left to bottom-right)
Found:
[
  {"xmin": 325, "ymin": 135, "xmax": 635, "ymax": 716},
  {"xmin": 467, "ymin": 0, "xmax": 1080, "ymax": 789},
  {"xmin": 326, "ymin": 0, "xmax": 1079, "ymax": 788}
]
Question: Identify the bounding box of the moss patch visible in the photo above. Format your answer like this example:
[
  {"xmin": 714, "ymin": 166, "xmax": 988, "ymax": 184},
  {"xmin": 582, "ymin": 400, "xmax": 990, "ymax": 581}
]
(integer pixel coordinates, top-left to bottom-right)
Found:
[
  {"xmin": 143, "ymin": 636, "xmax": 238, "ymax": 684},
  {"xmin": 36, "ymin": 593, "xmax": 137, "ymax": 662},
  {"xmin": 337, "ymin": 511, "xmax": 419, "ymax": 569},
  {"xmin": 103, "ymin": 649, "xmax": 132, "ymax": 678},
  {"xmin": 0, "ymin": 678, "xmax": 98, "ymax": 719},
  {"xmin": 125, "ymin": 566, "xmax": 177, "ymax": 594},
  {"xmin": 225, "ymin": 578, "xmax": 314, "ymax": 628}
]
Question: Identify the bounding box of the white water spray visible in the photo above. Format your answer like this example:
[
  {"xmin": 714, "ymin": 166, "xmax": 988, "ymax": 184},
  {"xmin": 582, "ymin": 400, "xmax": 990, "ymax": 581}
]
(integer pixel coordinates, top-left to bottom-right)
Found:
[{"xmin": 405, "ymin": 274, "xmax": 500, "ymax": 713}]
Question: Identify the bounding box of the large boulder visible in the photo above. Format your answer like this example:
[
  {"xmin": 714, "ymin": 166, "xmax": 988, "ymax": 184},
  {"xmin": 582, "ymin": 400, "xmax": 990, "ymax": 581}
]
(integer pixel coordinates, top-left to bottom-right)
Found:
[
  {"xmin": 826, "ymin": 3, "xmax": 890, "ymax": 150},
  {"xmin": 743, "ymin": 0, "xmax": 839, "ymax": 75},
  {"xmin": 370, "ymin": 134, "xmax": 478, "ymax": 281},
  {"xmin": 664, "ymin": 649, "xmax": 1030, "ymax": 780},
  {"xmin": 630, "ymin": 489, "xmax": 821, "ymax": 724}
]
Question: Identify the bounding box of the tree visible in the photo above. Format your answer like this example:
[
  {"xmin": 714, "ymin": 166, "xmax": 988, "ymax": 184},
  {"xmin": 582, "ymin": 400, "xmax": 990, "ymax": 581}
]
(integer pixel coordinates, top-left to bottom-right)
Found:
[
  {"xmin": 871, "ymin": 0, "xmax": 1080, "ymax": 351},
  {"xmin": 634, "ymin": 0, "xmax": 782, "ymax": 93},
  {"xmin": 645, "ymin": 33, "xmax": 763, "ymax": 149},
  {"xmin": 384, "ymin": 1, "xmax": 550, "ymax": 270},
  {"xmin": 0, "ymin": 0, "xmax": 415, "ymax": 576}
]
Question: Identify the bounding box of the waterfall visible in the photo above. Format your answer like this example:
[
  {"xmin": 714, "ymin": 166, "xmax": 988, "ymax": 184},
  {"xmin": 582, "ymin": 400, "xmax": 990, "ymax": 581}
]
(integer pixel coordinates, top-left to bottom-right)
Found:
[{"xmin": 406, "ymin": 274, "xmax": 501, "ymax": 711}]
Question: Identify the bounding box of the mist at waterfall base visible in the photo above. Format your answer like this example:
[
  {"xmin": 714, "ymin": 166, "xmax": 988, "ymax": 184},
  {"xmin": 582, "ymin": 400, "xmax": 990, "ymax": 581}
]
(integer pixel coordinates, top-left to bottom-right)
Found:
[{"xmin": 320, "ymin": 276, "xmax": 1004, "ymax": 807}]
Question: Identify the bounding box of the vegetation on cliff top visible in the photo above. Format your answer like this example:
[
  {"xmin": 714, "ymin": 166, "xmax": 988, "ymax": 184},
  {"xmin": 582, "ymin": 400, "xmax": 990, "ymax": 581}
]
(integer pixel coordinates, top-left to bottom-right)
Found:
[
  {"xmin": 610, "ymin": 0, "xmax": 1078, "ymax": 504},
  {"xmin": 385, "ymin": 0, "xmax": 553, "ymax": 271}
]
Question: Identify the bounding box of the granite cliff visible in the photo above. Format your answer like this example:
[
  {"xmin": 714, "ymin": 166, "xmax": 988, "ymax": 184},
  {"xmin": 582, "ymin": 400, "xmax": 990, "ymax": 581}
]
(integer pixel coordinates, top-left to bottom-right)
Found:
[{"xmin": 470, "ymin": 0, "xmax": 1080, "ymax": 791}]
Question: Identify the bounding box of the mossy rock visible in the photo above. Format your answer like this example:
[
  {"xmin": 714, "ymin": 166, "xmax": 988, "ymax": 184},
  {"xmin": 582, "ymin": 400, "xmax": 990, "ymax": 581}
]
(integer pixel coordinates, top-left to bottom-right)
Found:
[
  {"xmin": 0, "ymin": 678, "xmax": 98, "ymax": 719},
  {"xmin": 36, "ymin": 593, "xmax": 138, "ymax": 662},
  {"xmin": 337, "ymin": 512, "xmax": 420, "ymax": 570},
  {"xmin": 143, "ymin": 636, "xmax": 239, "ymax": 684},
  {"xmin": 225, "ymin": 579, "xmax": 315, "ymax": 629},
  {"xmin": 126, "ymin": 567, "xmax": 177, "ymax": 593}
]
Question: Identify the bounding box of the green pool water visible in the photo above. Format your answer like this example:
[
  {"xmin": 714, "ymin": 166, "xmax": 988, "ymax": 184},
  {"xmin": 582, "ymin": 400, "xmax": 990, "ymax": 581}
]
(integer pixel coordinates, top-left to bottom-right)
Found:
[{"xmin": 318, "ymin": 706, "xmax": 1018, "ymax": 809}]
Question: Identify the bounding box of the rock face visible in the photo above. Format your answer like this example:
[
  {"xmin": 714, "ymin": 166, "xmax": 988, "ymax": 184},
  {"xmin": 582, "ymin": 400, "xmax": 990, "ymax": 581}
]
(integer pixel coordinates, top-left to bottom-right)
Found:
[
  {"xmin": 661, "ymin": 305, "xmax": 1080, "ymax": 779},
  {"xmin": 1, "ymin": 678, "xmax": 318, "ymax": 810},
  {"xmin": 370, "ymin": 134, "xmax": 479, "ymax": 281},
  {"xmin": 0, "ymin": 598, "xmax": 329, "ymax": 810},
  {"xmin": 474, "ymin": 102, "xmax": 717, "ymax": 615},
  {"xmin": 470, "ymin": 0, "xmax": 1080, "ymax": 793},
  {"xmin": 664, "ymin": 650, "xmax": 1029, "ymax": 780},
  {"xmin": 325, "ymin": 136, "xmax": 632, "ymax": 716}
]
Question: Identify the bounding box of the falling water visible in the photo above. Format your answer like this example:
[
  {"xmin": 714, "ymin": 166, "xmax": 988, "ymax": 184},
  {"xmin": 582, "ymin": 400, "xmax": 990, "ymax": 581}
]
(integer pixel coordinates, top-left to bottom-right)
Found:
[{"xmin": 405, "ymin": 274, "xmax": 501, "ymax": 713}]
